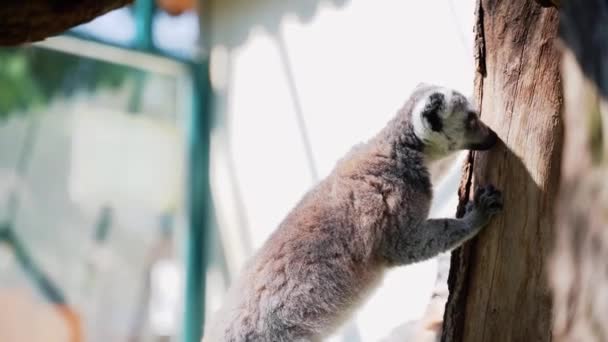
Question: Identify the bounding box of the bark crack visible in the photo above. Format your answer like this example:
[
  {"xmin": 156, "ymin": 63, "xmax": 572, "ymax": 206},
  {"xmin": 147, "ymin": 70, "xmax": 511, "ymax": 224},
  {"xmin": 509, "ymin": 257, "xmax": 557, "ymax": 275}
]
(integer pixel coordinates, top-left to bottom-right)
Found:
[{"xmin": 441, "ymin": 0, "xmax": 487, "ymax": 340}]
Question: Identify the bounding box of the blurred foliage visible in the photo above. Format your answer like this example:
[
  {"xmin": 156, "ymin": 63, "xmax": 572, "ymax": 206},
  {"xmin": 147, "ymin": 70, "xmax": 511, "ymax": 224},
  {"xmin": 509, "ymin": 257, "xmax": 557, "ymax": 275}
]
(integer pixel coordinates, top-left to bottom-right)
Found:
[{"xmin": 0, "ymin": 47, "xmax": 132, "ymax": 119}]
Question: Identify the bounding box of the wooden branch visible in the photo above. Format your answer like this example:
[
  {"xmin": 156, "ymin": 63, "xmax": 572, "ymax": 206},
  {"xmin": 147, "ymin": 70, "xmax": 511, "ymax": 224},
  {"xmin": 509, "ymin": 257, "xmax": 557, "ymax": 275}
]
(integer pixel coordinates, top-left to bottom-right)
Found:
[
  {"xmin": 0, "ymin": 0, "xmax": 133, "ymax": 46},
  {"xmin": 442, "ymin": 1, "xmax": 562, "ymax": 341},
  {"xmin": 558, "ymin": 0, "xmax": 608, "ymax": 100},
  {"xmin": 552, "ymin": 167, "xmax": 608, "ymax": 341},
  {"xmin": 549, "ymin": 0, "xmax": 608, "ymax": 340}
]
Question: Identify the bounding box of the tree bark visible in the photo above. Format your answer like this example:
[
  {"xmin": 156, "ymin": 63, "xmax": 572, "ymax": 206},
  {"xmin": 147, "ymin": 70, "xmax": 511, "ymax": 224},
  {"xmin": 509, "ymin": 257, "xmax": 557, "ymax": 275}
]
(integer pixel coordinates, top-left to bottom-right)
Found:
[
  {"xmin": 0, "ymin": 0, "xmax": 132, "ymax": 46},
  {"xmin": 441, "ymin": 1, "xmax": 562, "ymax": 341},
  {"xmin": 549, "ymin": 0, "xmax": 608, "ymax": 340}
]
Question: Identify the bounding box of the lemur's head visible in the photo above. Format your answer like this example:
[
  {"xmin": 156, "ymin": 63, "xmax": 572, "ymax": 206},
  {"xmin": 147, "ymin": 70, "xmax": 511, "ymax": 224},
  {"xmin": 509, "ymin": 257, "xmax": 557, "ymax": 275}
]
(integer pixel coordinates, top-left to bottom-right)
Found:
[{"xmin": 408, "ymin": 83, "xmax": 498, "ymax": 159}]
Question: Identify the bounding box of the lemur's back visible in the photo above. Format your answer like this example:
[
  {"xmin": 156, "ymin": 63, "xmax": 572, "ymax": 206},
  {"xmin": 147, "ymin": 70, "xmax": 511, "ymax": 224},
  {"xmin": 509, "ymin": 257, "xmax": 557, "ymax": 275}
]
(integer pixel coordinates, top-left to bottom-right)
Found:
[
  {"xmin": 204, "ymin": 84, "xmax": 503, "ymax": 341},
  {"xmin": 207, "ymin": 159, "xmax": 399, "ymax": 341}
]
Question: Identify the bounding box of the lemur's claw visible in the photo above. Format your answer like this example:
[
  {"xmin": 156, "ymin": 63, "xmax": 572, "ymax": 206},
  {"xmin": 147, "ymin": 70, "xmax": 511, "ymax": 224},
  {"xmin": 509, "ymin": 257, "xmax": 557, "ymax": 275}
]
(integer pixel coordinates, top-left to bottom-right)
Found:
[{"xmin": 472, "ymin": 184, "xmax": 503, "ymax": 216}]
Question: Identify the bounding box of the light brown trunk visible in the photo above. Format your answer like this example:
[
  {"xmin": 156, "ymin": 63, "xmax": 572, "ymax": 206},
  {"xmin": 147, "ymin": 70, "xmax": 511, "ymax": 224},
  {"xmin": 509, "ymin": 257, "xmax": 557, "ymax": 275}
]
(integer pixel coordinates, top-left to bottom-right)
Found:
[{"xmin": 441, "ymin": 1, "xmax": 562, "ymax": 341}]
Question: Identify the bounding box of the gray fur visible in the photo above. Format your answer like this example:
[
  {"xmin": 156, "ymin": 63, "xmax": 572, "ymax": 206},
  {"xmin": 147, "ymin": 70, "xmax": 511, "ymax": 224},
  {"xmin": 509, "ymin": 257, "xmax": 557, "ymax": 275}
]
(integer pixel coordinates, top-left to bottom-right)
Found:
[{"xmin": 204, "ymin": 84, "xmax": 502, "ymax": 342}]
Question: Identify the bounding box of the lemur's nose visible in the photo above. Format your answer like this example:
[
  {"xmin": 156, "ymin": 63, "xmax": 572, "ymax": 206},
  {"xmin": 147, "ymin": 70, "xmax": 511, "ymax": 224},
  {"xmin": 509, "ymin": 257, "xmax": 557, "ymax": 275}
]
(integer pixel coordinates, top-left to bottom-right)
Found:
[
  {"xmin": 467, "ymin": 126, "xmax": 498, "ymax": 151},
  {"xmin": 482, "ymin": 130, "xmax": 498, "ymax": 149}
]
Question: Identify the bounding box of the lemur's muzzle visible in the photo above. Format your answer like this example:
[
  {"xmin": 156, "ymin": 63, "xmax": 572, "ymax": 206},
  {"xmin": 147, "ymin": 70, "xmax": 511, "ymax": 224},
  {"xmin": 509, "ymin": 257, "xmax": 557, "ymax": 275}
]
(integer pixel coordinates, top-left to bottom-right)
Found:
[{"xmin": 466, "ymin": 124, "xmax": 498, "ymax": 151}]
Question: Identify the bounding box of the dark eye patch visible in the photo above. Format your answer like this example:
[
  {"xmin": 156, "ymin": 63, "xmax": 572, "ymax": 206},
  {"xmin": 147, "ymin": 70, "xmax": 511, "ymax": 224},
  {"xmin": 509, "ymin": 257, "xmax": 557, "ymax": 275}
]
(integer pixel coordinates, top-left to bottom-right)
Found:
[{"xmin": 421, "ymin": 93, "xmax": 445, "ymax": 132}]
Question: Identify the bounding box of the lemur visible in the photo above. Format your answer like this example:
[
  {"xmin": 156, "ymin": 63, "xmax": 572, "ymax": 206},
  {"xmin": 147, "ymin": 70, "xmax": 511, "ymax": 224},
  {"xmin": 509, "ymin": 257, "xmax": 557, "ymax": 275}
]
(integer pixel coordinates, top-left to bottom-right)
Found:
[{"xmin": 205, "ymin": 83, "xmax": 503, "ymax": 342}]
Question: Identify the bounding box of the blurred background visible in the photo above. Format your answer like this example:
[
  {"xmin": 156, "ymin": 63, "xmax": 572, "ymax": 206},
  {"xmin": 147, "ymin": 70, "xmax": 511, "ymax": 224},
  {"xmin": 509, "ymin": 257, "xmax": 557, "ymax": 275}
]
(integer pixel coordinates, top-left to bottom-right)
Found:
[{"xmin": 0, "ymin": 0, "xmax": 476, "ymax": 341}]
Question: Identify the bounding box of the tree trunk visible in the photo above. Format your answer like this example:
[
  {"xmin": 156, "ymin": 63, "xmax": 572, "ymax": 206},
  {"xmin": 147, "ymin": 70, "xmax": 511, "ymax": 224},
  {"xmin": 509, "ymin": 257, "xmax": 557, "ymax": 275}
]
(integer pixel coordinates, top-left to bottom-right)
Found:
[
  {"xmin": 549, "ymin": 0, "xmax": 608, "ymax": 340},
  {"xmin": 441, "ymin": 1, "xmax": 562, "ymax": 341}
]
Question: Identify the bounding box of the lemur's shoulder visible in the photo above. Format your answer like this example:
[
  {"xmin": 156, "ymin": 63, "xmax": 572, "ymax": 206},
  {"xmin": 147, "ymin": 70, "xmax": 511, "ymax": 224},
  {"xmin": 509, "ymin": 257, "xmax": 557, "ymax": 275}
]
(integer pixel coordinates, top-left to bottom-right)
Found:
[{"xmin": 331, "ymin": 130, "xmax": 432, "ymax": 201}]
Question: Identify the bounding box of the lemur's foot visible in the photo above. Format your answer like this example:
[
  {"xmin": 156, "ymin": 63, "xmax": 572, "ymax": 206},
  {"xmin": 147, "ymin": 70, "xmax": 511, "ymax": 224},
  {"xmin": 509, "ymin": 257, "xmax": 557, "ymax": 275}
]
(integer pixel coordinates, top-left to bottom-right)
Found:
[{"xmin": 466, "ymin": 185, "xmax": 503, "ymax": 221}]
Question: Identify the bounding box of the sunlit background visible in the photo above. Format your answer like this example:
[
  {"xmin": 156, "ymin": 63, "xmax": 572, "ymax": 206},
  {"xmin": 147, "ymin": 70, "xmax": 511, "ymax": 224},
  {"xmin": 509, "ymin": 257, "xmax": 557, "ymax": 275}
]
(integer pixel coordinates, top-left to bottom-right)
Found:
[{"xmin": 0, "ymin": 0, "xmax": 475, "ymax": 341}]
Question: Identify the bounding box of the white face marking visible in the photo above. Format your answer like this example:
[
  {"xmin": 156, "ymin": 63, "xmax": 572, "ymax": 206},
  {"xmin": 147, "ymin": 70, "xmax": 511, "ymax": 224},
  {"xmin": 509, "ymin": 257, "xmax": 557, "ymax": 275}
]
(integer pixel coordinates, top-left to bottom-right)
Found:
[
  {"xmin": 411, "ymin": 96, "xmax": 430, "ymax": 140},
  {"xmin": 410, "ymin": 90, "xmax": 449, "ymax": 159},
  {"xmin": 439, "ymin": 88, "xmax": 454, "ymax": 118},
  {"xmin": 410, "ymin": 87, "xmax": 473, "ymax": 160}
]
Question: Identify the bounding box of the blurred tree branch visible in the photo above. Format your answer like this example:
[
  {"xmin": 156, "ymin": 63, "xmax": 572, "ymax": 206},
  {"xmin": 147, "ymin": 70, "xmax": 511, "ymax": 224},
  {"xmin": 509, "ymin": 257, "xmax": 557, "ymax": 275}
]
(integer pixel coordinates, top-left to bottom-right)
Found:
[
  {"xmin": 550, "ymin": 0, "xmax": 608, "ymax": 340},
  {"xmin": 534, "ymin": 0, "xmax": 559, "ymax": 9},
  {"xmin": 0, "ymin": 0, "xmax": 132, "ymax": 46}
]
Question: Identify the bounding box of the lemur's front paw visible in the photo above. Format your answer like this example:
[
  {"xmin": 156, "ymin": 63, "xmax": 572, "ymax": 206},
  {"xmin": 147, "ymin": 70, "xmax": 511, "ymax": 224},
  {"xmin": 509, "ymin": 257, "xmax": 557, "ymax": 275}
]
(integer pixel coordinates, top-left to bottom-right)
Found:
[{"xmin": 466, "ymin": 184, "xmax": 503, "ymax": 222}]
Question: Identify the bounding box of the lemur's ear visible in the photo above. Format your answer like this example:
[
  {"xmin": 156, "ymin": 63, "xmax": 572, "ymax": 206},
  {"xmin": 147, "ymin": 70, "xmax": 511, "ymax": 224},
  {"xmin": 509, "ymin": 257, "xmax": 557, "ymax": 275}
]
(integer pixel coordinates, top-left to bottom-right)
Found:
[
  {"xmin": 415, "ymin": 82, "xmax": 431, "ymax": 90},
  {"xmin": 421, "ymin": 92, "xmax": 445, "ymax": 132}
]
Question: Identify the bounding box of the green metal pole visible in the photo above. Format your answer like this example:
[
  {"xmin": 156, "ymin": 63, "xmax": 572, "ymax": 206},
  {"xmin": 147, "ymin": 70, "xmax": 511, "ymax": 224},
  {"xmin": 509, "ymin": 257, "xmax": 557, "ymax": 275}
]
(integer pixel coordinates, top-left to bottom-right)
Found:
[
  {"xmin": 0, "ymin": 224, "xmax": 66, "ymax": 305},
  {"xmin": 134, "ymin": 0, "xmax": 154, "ymax": 51},
  {"xmin": 183, "ymin": 1, "xmax": 214, "ymax": 339},
  {"xmin": 130, "ymin": 0, "xmax": 155, "ymax": 116},
  {"xmin": 183, "ymin": 60, "xmax": 212, "ymax": 342}
]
